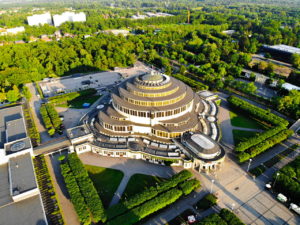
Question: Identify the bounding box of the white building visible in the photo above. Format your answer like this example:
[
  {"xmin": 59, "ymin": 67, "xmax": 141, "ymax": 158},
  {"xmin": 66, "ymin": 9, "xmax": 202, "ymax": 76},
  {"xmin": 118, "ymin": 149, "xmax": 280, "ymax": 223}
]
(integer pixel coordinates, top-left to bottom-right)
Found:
[
  {"xmin": 0, "ymin": 26, "xmax": 25, "ymax": 36},
  {"xmin": 27, "ymin": 12, "xmax": 52, "ymax": 26},
  {"xmin": 53, "ymin": 12, "xmax": 86, "ymax": 27}
]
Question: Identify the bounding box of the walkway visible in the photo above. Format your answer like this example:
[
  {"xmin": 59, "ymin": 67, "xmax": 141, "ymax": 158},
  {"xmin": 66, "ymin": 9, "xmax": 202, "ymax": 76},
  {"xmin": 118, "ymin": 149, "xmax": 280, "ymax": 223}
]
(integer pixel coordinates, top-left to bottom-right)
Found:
[
  {"xmin": 109, "ymin": 175, "xmax": 130, "ymax": 207},
  {"xmin": 45, "ymin": 153, "xmax": 80, "ymax": 225}
]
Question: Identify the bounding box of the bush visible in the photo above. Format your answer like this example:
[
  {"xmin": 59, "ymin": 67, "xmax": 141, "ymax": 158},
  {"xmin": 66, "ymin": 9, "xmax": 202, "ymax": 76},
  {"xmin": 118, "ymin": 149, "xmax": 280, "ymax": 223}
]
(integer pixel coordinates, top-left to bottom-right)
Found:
[
  {"xmin": 67, "ymin": 153, "xmax": 106, "ymax": 223},
  {"xmin": 228, "ymin": 95, "xmax": 288, "ymax": 127},
  {"xmin": 107, "ymin": 188, "xmax": 183, "ymax": 225},
  {"xmin": 195, "ymin": 194, "xmax": 217, "ymax": 210},
  {"xmin": 238, "ymin": 129, "xmax": 294, "ymax": 162},
  {"xmin": 106, "ymin": 170, "xmax": 193, "ymax": 220},
  {"xmin": 219, "ymin": 208, "xmax": 245, "ymax": 225},
  {"xmin": 197, "ymin": 213, "xmax": 227, "ymax": 225},
  {"xmin": 179, "ymin": 178, "xmax": 201, "ymax": 195},
  {"xmin": 60, "ymin": 162, "xmax": 91, "ymax": 225},
  {"xmin": 235, "ymin": 126, "xmax": 286, "ymax": 152},
  {"xmin": 40, "ymin": 103, "xmax": 62, "ymax": 135},
  {"xmin": 172, "ymin": 73, "xmax": 208, "ymax": 91}
]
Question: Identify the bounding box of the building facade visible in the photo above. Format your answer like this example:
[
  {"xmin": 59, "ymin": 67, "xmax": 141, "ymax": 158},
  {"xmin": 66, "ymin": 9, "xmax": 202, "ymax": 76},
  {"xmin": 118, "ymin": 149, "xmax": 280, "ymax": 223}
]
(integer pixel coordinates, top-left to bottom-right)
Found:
[{"xmin": 68, "ymin": 71, "xmax": 225, "ymax": 173}]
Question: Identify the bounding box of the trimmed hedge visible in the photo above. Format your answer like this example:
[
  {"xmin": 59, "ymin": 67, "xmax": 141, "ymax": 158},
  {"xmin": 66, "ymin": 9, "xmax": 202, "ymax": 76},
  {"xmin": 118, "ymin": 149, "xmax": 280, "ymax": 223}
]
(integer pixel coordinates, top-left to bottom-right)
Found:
[
  {"xmin": 195, "ymin": 193, "xmax": 217, "ymax": 210},
  {"xmin": 197, "ymin": 213, "xmax": 227, "ymax": 225},
  {"xmin": 179, "ymin": 178, "xmax": 201, "ymax": 195},
  {"xmin": 67, "ymin": 153, "xmax": 106, "ymax": 223},
  {"xmin": 106, "ymin": 170, "xmax": 192, "ymax": 220},
  {"xmin": 60, "ymin": 163, "xmax": 91, "ymax": 225},
  {"xmin": 107, "ymin": 188, "xmax": 183, "ymax": 225},
  {"xmin": 235, "ymin": 125, "xmax": 286, "ymax": 152},
  {"xmin": 237, "ymin": 129, "xmax": 294, "ymax": 163},
  {"xmin": 228, "ymin": 95, "xmax": 288, "ymax": 127},
  {"xmin": 40, "ymin": 103, "xmax": 62, "ymax": 135},
  {"xmin": 172, "ymin": 73, "xmax": 208, "ymax": 91},
  {"xmin": 219, "ymin": 208, "xmax": 245, "ymax": 225},
  {"xmin": 48, "ymin": 88, "xmax": 97, "ymax": 105}
]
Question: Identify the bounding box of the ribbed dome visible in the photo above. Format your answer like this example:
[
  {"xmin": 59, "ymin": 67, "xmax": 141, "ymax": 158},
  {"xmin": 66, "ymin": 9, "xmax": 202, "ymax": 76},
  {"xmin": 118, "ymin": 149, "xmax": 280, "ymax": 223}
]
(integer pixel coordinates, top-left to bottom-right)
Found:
[{"xmin": 141, "ymin": 71, "xmax": 164, "ymax": 82}]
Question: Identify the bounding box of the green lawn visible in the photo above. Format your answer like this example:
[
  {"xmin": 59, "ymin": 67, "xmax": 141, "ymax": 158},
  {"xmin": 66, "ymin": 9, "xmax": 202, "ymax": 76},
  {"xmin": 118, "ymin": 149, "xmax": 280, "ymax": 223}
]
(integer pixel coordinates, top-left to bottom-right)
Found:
[
  {"xmin": 229, "ymin": 110, "xmax": 267, "ymax": 130},
  {"xmin": 58, "ymin": 95, "xmax": 101, "ymax": 109},
  {"xmin": 232, "ymin": 129, "xmax": 260, "ymax": 145},
  {"xmin": 84, "ymin": 165, "xmax": 124, "ymax": 208},
  {"xmin": 122, "ymin": 173, "xmax": 166, "ymax": 200}
]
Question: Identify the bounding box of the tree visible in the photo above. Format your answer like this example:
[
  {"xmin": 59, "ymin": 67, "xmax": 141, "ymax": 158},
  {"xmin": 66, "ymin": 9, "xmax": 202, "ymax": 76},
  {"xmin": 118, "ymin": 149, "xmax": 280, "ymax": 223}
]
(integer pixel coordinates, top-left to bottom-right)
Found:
[
  {"xmin": 291, "ymin": 54, "xmax": 300, "ymax": 69},
  {"xmin": 6, "ymin": 85, "xmax": 20, "ymax": 102},
  {"xmin": 22, "ymin": 86, "xmax": 32, "ymax": 101},
  {"xmin": 0, "ymin": 92, "xmax": 6, "ymax": 102}
]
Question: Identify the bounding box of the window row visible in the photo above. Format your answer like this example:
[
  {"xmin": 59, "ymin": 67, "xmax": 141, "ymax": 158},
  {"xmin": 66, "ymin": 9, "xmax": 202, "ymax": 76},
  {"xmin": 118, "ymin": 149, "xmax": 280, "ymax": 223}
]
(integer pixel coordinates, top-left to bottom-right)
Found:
[{"xmin": 129, "ymin": 87, "xmax": 179, "ymax": 98}]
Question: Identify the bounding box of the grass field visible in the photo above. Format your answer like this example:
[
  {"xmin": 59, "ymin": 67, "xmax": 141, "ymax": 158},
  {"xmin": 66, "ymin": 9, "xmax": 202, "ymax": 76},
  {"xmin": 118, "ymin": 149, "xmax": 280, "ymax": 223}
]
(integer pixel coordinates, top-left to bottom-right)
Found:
[
  {"xmin": 122, "ymin": 173, "xmax": 165, "ymax": 200},
  {"xmin": 229, "ymin": 110, "xmax": 267, "ymax": 130},
  {"xmin": 84, "ymin": 165, "xmax": 124, "ymax": 208},
  {"xmin": 58, "ymin": 95, "xmax": 101, "ymax": 108},
  {"xmin": 232, "ymin": 129, "xmax": 260, "ymax": 145}
]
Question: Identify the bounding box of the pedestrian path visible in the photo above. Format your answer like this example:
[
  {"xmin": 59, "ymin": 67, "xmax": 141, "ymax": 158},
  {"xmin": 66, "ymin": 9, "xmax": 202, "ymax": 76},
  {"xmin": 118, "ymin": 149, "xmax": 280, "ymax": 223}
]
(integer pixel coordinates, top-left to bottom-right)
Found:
[{"xmin": 109, "ymin": 174, "xmax": 131, "ymax": 207}]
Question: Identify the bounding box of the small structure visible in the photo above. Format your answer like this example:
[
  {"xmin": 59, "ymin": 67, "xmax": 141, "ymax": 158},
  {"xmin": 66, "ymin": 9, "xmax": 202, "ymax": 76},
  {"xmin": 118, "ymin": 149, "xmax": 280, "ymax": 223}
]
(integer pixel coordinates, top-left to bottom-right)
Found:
[
  {"xmin": 263, "ymin": 44, "xmax": 300, "ymax": 56},
  {"xmin": 198, "ymin": 90, "xmax": 218, "ymax": 101},
  {"xmin": 282, "ymin": 83, "xmax": 300, "ymax": 91}
]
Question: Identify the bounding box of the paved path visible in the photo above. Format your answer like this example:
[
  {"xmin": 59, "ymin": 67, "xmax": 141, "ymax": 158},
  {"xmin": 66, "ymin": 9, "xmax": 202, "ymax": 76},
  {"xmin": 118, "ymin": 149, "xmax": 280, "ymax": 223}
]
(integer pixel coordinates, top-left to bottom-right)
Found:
[
  {"xmin": 26, "ymin": 83, "xmax": 52, "ymax": 143},
  {"xmin": 46, "ymin": 153, "xmax": 80, "ymax": 225},
  {"xmin": 109, "ymin": 175, "xmax": 131, "ymax": 207}
]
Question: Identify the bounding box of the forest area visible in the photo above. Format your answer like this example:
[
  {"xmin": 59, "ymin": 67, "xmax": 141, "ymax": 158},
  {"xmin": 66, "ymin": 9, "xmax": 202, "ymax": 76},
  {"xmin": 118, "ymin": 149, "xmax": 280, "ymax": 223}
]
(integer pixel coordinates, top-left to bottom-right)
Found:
[{"xmin": 0, "ymin": 0, "xmax": 299, "ymax": 118}]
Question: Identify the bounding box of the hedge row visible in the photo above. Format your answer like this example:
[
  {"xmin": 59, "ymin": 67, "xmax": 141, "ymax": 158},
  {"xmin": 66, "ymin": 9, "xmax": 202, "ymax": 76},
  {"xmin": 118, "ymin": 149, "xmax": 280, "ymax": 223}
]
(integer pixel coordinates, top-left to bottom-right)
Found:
[
  {"xmin": 237, "ymin": 129, "xmax": 294, "ymax": 163},
  {"xmin": 235, "ymin": 125, "xmax": 286, "ymax": 152},
  {"xmin": 219, "ymin": 208, "xmax": 245, "ymax": 225},
  {"xmin": 179, "ymin": 178, "xmax": 201, "ymax": 195},
  {"xmin": 195, "ymin": 193, "xmax": 218, "ymax": 210},
  {"xmin": 49, "ymin": 89, "xmax": 97, "ymax": 105},
  {"xmin": 40, "ymin": 103, "xmax": 62, "ymax": 135},
  {"xmin": 172, "ymin": 74, "xmax": 208, "ymax": 91},
  {"xmin": 23, "ymin": 104, "xmax": 40, "ymax": 146},
  {"xmin": 67, "ymin": 153, "xmax": 106, "ymax": 223},
  {"xmin": 228, "ymin": 95, "xmax": 288, "ymax": 127},
  {"xmin": 107, "ymin": 188, "xmax": 183, "ymax": 225},
  {"xmin": 60, "ymin": 163, "xmax": 91, "ymax": 225},
  {"xmin": 106, "ymin": 170, "xmax": 192, "ymax": 220}
]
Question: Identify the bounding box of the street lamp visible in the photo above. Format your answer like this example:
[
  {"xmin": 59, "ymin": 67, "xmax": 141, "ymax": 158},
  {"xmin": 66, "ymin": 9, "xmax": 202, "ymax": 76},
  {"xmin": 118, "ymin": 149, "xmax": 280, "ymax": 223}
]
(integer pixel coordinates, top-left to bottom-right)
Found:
[
  {"xmin": 210, "ymin": 179, "xmax": 215, "ymax": 193},
  {"xmin": 273, "ymin": 173, "xmax": 280, "ymax": 188},
  {"xmin": 247, "ymin": 158, "xmax": 252, "ymax": 172},
  {"xmin": 231, "ymin": 203, "xmax": 235, "ymax": 211}
]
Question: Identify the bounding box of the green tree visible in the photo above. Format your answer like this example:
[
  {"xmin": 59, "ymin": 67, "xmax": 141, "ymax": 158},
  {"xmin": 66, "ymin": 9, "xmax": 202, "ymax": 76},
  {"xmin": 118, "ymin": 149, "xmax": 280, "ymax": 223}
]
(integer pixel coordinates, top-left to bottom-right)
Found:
[
  {"xmin": 6, "ymin": 85, "xmax": 20, "ymax": 102},
  {"xmin": 22, "ymin": 86, "xmax": 32, "ymax": 101},
  {"xmin": 291, "ymin": 54, "xmax": 300, "ymax": 69}
]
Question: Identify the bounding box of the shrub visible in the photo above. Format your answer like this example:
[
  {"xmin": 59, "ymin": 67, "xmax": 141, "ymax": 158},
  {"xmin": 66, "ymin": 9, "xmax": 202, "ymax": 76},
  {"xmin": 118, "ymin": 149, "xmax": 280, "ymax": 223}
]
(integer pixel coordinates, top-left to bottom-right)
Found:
[
  {"xmin": 106, "ymin": 170, "xmax": 192, "ymax": 220},
  {"xmin": 195, "ymin": 193, "xmax": 218, "ymax": 210},
  {"xmin": 228, "ymin": 95, "xmax": 288, "ymax": 127},
  {"xmin": 107, "ymin": 188, "xmax": 183, "ymax": 225},
  {"xmin": 67, "ymin": 153, "xmax": 106, "ymax": 223},
  {"xmin": 179, "ymin": 178, "xmax": 201, "ymax": 195},
  {"xmin": 219, "ymin": 208, "xmax": 245, "ymax": 225},
  {"xmin": 238, "ymin": 129, "xmax": 294, "ymax": 162},
  {"xmin": 172, "ymin": 73, "xmax": 208, "ymax": 91},
  {"xmin": 60, "ymin": 162, "xmax": 91, "ymax": 225},
  {"xmin": 197, "ymin": 213, "xmax": 227, "ymax": 225}
]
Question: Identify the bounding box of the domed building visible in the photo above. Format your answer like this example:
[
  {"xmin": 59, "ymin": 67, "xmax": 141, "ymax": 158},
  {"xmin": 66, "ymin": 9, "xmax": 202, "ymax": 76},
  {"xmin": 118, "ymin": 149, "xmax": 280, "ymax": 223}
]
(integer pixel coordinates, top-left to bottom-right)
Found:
[
  {"xmin": 67, "ymin": 71, "xmax": 225, "ymax": 173},
  {"xmin": 96, "ymin": 71, "xmax": 203, "ymax": 140}
]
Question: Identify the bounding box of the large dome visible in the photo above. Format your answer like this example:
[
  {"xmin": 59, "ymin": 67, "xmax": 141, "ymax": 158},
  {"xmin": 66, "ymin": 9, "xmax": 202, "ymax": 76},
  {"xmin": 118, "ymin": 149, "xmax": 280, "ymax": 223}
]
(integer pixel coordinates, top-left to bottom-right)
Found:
[{"xmin": 95, "ymin": 71, "xmax": 205, "ymax": 140}]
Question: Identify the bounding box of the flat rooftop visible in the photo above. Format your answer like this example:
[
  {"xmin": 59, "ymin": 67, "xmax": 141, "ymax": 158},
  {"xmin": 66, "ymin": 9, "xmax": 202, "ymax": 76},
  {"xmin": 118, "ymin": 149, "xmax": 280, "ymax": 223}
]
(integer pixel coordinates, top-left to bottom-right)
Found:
[
  {"xmin": 0, "ymin": 106, "xmax": 25, "ymax": 148},
  {"xmin": 39, "ymin": 71, "xmax": 121, "ymax": 97},
  {"xmin": 5, "ymin": 137, "xmax": 32, "ymax": 155},
  {"xmin": 264, "ymin": 44, "xmax": 300, "ymax": 54},
  {"xmin": 0, "ymin": 195, "xmax": 47, "ymax": 225},
  {"xmin": 9, "ymin": 152, "xmax": 37, "ymax": 196},
  {"xmin": 67, "ymin": 125, "xmax": 91, "ymax": 139}
]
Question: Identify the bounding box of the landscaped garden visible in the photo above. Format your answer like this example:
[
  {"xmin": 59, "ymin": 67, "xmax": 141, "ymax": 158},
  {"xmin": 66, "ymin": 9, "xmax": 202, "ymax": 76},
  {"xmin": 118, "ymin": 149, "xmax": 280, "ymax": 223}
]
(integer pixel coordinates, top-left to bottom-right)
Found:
[
  {"xmin": 48, "ymin": 88, "xmax": 101, "ymax": 108},
  {"xmin": 122, "ymin": 173, "xmax": 165, "ymax": 200},
  {"xmin": 229, "ymin": 110, "xmax": 267, "ymax": 130},
  {"xmin": 228, "ymin": 96, "xmax": 292, "ymax": 163},
  {"xmin": 84, "ymin": 165, "xmax": 124, "ymax": 208},
  {"xmin": 60, "ymin": 154, "xmax": 201, "ymax": 225},
  {"xmin": 232, "ymin": 129, "xmax": 260, "ymax": 145}
]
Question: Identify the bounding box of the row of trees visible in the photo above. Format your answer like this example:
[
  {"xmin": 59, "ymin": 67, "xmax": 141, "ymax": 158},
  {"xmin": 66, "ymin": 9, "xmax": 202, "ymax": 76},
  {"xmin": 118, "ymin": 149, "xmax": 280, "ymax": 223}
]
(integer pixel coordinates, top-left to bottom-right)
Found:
[
  {"xmin": 107, "ymin": 178, "xmax": 200, "ymax": 225},
  {"xmin": 172, "ymin": 73, "xmax": 208, "ymax": 91},
  {"xmin": 106, "ymin": 169, "xmax": 193, "ymax": 220},
  {"xmin": 66, "ymin": 153, "xmax": 106, "ymax": 223},
  {"xmin": 40, "ymin": 103, "xmax": 62, "ymax": 136},
  {"xmin": 273, "ymin": 156, "xmax": 300, "ymax": 202},
  {"xmin": 228, "ymin": 96, "xmax": 288, "ymax": 126},
  {"xmin": 238, "ymin": 129, "xmax": 294, "ymax": 163}
]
